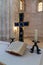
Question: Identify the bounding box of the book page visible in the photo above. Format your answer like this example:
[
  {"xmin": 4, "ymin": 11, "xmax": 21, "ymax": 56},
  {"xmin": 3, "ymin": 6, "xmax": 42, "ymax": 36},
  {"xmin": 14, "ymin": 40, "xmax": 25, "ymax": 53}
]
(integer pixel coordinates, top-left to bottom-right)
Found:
[{"xmin": 6, "ymin": 41, "xmax": 27, "ymax": 55}]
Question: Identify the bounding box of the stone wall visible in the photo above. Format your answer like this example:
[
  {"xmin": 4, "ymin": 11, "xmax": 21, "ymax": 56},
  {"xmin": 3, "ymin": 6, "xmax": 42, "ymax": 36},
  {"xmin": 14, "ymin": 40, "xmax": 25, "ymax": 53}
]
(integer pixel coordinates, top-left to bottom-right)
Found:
[
  {"xmin": 11, "ymin": 0, "xmax": 43, "ymax": 38},
  {"xmin": 0, "ymin": 0, "xmax": 43, "ymax": 41},
  {"xmin": 0, "ymin": 0, "xmax": 10, "ymax": 40},
  {"xmin": 0, "ymin": 0, "xmax": 19, "ymax": 40},
  {"xmin": 24, "ymin": 0, "xmax": 43, "ymax": 37}
]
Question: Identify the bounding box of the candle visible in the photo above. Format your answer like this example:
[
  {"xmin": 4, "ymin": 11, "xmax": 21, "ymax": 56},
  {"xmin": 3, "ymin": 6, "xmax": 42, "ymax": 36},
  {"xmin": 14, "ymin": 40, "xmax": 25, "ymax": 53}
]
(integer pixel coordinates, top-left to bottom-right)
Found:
[{"xmin": 34, "ymin": 29, "xmax": 38, "ymax": 42}]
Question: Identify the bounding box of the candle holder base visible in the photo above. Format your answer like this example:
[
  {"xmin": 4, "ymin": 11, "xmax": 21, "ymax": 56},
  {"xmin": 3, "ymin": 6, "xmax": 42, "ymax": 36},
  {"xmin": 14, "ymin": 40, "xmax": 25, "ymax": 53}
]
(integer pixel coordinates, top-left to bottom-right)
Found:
[
  {"xmin": 10, "ymin": 37, "xmax": 15, "ymax": 43},
  {"xmin": 30, "ymin": 40, "xmax": 41, "ymax": 54}
]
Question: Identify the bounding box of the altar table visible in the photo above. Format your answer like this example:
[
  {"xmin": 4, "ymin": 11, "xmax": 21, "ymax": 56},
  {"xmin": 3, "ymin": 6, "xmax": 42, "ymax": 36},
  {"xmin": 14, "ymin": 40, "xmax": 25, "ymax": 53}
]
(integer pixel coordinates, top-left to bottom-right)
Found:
[{"xmin": 0, "ymin": 41, "xmax": 43, "ymax": 65}]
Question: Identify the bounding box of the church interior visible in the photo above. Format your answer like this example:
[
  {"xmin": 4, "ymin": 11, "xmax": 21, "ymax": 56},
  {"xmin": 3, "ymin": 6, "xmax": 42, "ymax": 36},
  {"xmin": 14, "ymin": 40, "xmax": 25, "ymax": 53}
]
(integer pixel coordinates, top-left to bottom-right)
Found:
[{"xmin": 0, "ymin": 0, "xmax": 43, "ymax": 65}]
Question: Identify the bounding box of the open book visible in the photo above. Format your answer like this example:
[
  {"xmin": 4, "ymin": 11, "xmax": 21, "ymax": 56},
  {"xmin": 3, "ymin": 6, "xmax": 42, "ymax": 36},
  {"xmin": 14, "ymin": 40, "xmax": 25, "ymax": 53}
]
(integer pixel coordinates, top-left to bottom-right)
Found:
[{"xmin": 6, "ymin": 41, "xmax": 27, "ymax": 55}]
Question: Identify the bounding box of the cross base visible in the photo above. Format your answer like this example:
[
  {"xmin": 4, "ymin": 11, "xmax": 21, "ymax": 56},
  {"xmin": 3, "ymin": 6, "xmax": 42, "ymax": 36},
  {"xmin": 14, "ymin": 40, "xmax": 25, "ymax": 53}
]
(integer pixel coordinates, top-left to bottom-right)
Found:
[{"xmin": 30, "ymin": 40, "xmax": 41, "ymax": 54}]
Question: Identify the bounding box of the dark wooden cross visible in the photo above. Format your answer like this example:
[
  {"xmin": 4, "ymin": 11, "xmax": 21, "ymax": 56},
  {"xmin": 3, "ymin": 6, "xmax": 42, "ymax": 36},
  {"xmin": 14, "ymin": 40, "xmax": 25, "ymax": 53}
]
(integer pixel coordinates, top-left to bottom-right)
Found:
[{"xmin": 15, "ymin": 13, "xmax": 29, "ymax": 42}]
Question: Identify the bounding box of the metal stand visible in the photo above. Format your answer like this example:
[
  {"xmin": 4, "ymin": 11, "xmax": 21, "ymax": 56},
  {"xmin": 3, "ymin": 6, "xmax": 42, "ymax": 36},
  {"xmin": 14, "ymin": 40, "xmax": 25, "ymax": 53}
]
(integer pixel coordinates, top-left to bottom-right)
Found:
[{"xmin": 30, "ymin": 40, "xmax": 41, "ymax": 54}]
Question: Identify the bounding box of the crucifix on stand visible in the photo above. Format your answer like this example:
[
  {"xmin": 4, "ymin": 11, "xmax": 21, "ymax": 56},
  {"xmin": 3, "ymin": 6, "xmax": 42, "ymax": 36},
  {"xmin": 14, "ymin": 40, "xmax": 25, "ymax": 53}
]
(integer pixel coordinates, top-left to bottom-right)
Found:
[
  {"xmin": 14, "ymin": 13, "xmax": 29, "ymax": 42},
  {"xmin": 14, "ymin": 0, "xmax": 29, "ymax": 41}
]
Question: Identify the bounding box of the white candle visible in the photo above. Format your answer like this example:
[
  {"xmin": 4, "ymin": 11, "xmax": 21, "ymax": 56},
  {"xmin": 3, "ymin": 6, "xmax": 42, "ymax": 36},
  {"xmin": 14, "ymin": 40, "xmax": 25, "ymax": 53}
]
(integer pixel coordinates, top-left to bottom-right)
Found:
[{"xmin": 34, "ymin": 29, "xmax": 38, "ymax": 42}]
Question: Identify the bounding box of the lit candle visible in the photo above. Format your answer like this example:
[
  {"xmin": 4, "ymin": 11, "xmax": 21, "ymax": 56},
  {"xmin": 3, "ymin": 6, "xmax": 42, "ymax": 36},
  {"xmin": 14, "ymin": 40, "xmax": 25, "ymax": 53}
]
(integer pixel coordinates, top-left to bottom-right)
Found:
[
  {"xmin": 14, "ymin": 27, "xmax": 17, "ymax": 32},
  {"xmin": 13, "ymin": 27, "xmax": 17, "ymax": 37},
  {"xmin": 34, "ymin": 29, "xmax": 38, "ymax": 42}
]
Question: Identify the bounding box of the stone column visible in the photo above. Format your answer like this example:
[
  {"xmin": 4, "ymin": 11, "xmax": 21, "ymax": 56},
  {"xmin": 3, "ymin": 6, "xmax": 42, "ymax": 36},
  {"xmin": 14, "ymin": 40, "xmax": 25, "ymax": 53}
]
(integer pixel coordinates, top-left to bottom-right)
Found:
[{"xmin": 0, "ymin": 0, "xmax": 10, "ymax": 40}]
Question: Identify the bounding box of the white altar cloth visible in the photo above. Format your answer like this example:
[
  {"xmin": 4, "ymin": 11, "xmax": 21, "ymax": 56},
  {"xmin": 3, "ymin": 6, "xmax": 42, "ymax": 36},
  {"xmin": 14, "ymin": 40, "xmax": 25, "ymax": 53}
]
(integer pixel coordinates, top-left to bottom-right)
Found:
[{"xmin": 0, "ymin": 41, "xmax": 43, "ymax": 65}]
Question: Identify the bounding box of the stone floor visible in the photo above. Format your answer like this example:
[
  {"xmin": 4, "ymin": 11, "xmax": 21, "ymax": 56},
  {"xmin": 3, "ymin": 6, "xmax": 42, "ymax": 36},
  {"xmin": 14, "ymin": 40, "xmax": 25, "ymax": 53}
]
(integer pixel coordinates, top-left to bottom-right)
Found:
[{"xmin": 24, "ymin": 37, "xmax": 43, "ymax": 48}]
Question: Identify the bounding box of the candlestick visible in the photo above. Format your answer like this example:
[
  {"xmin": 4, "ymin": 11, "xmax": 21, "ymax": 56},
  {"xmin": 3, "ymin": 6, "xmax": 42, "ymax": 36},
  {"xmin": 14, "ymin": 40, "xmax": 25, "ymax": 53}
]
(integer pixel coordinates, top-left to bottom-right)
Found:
[
  {"xmin": 30, "ymin": 29, "xmax": 41, "ymax": 54},
  {"xmin": 34, "ymin": 29, "xmax": 38, "ymax": 42}
]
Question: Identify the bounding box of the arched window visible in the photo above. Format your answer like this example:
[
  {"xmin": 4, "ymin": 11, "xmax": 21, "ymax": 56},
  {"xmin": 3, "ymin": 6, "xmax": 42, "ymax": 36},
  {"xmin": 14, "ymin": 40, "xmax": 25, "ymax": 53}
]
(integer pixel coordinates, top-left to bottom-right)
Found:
[
  {"xmin": 20, "ymin": 0, "xmax": 23, "ymax": 10},
  {"xmin": 38, "ymin": 2, "xmax": 43, "ymax": 12},
  {"xmin": 19, "ymin": 0, "xmax": 24, "ymax": 11}
]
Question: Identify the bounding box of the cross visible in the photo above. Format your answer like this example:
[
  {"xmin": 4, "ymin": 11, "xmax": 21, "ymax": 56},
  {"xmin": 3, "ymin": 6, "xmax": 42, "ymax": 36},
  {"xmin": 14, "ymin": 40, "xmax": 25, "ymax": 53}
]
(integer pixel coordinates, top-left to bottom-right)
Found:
[{"xmin": 14, "ymin": 13, "xmax": 29, "ymax": 42}]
